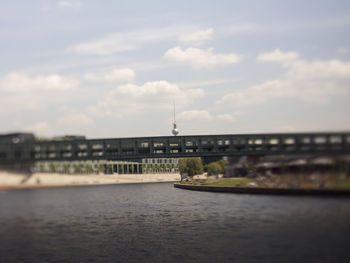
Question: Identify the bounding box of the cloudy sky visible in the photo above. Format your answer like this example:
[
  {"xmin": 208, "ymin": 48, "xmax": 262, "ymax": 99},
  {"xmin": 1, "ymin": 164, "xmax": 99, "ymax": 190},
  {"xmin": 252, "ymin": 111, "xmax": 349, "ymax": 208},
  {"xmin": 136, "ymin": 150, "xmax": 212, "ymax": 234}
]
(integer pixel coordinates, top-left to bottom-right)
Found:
[{"xmin": 1, "ymin": 0, "xmax": 350, "ymax": 138}]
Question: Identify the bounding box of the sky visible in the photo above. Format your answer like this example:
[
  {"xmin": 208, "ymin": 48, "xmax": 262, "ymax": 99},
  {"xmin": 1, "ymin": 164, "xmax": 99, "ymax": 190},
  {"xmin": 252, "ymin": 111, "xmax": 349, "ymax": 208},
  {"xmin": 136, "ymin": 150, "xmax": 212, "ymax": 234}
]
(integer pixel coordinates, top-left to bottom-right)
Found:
[{"xmin": 0, "ymin": 0, "xmax": 350, "ymax": 138}]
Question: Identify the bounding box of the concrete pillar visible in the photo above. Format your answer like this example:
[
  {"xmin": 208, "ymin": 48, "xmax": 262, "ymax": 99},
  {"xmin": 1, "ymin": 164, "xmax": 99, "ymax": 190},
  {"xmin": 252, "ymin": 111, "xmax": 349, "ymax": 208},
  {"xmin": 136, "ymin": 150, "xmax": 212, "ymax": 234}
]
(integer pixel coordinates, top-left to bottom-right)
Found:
[
  {"xmin": 165, "ymin": 138, "xmax": 170, "ymax": 154},
  {"xmin": 181, "ymin": 138, "xmax": 185, "ymax": 154},
  {"xmin": 150, "ymin": 139, "xmax": 154, "ymax": 155},
  {"xmin": 213, "ymin": 136, "xmax": 218, "ymax": 153}
]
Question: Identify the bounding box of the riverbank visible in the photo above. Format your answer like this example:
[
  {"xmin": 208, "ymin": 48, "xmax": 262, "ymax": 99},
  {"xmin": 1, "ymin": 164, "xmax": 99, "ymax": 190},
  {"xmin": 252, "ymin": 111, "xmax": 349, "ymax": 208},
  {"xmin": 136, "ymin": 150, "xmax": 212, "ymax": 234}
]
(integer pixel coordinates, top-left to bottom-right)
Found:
[
  {"xmin": 174, "ymin": 183, "xmax": 350, "ymax": 196},
  {"xmin": 175, "ymin": 177, "xmax": 350, "ymax": 196},
  {"xmin": 0, "ymin": 172, "xmax": 181, "ymax": 190}
]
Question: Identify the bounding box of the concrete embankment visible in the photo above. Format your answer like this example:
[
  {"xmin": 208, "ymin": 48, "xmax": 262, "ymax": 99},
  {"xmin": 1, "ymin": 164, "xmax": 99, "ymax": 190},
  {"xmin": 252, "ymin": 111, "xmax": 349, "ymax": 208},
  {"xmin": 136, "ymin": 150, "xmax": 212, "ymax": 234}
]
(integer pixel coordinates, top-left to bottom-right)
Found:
[
  {"xmin": 174, "ymin": 183, "xmax": 350, "ymax": 197},
  {"xmin": 0, "ymin": 172, "xmax": 181, "ymax": 190}
]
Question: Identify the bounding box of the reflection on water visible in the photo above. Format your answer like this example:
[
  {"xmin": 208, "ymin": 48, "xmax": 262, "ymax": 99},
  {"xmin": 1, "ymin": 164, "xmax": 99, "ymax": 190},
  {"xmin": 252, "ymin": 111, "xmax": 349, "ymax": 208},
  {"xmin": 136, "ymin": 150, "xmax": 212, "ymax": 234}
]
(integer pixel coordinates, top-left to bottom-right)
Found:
[{"xmin": 0, "ymin": 183, "xmax": 349, "ymax": 263}]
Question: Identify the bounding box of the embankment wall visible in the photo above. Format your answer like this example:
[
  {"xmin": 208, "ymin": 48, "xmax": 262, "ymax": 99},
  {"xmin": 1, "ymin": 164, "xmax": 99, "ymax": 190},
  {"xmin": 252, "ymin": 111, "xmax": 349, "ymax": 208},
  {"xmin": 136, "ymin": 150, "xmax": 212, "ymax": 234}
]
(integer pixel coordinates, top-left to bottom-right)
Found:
[{"xmin": 0, "ymin": 172, "xmax": 181, "ymax": 188}]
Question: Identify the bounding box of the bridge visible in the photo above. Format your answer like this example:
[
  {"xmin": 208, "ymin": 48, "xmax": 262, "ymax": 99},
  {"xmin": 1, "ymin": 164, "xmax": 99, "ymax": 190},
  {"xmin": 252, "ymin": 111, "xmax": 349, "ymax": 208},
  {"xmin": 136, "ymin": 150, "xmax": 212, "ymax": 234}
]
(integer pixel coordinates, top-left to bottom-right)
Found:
[{"xmin": 1, "ymin": 132, "xmax": 349, "ymax": 165}]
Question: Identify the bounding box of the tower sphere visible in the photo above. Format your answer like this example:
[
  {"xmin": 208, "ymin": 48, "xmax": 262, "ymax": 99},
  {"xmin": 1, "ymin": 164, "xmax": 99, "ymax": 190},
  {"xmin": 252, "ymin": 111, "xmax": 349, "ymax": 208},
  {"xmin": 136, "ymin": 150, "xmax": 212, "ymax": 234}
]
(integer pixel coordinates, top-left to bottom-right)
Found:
[{"xmin": 172, "ymin": 124, "xmax": 179, "ymax": 136}]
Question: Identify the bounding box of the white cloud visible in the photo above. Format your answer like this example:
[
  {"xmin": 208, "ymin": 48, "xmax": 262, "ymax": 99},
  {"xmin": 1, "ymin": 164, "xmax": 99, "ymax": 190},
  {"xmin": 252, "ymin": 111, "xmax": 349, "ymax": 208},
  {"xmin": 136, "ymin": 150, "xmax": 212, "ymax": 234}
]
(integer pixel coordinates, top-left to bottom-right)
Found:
[
  {"xmin": 246, "ymin": 15, "xmax": 350, "ymax": 36},
  {"xmin": 257, "ymin": 49, "xmax": 299, "ymax": 64},
  {"xmin": 89, "ymin": 81, "xmax": 204, "ymax": 117},
  {"xmin": 26, "ymin": 122, "xmax": 53, "ymax": 136},
  {"xmin": 179, "ymin": 28, "xmax": 213, "ymax": 44},
  {"xmin": 68, "ymin": 27, "xmax": 185, "ymax": 56},
  {"xmin": 0, "ymin": 72, "xmax": 81, "ymax": 120},
  {"xmin": 178, "ymin": 79, "xmax": 234, "ymax": 89},
  {"xmin": 164, "ymin": 46, "xmax": 240, "ymax": 69},
  {"xmin": 178, "ymin": 110, "xmax": 213, "ymax": 121},
  {"xmin": 0, "ymin": 95, "xmax": 45, "ymax": 116},
  {"xmin": 217, "ymin": 114, "xmax": 237, "ymax": 121},
  {"xmin": 0, "ymin": 72, "xmax": 79, "ymax": 93},
  {"xmin": 57, "ymin": 113, "xmax": 93, "ymax": 126},
  {"xmin": 178, "ymin": 111, "xmax": 240, "ymax": 122},
  {"xmin": 84, "ymin": 68, "xmax": 135, "ymax": 83},
  {"xmin": 69, "ymin": 35, "xmax": 133, "ymax": 55},
  {"xmin": 218, "ymin": 50, "xmax": 350, "ymax": 107}
]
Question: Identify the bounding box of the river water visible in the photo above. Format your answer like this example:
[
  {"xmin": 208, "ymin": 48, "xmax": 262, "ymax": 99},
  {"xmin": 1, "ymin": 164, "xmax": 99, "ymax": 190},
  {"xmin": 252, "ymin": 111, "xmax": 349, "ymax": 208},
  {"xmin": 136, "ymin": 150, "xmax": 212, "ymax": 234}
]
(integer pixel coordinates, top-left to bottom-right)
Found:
[{"xmin": 0, "ymin": 183, "xmax": 349, "ymax": 263}]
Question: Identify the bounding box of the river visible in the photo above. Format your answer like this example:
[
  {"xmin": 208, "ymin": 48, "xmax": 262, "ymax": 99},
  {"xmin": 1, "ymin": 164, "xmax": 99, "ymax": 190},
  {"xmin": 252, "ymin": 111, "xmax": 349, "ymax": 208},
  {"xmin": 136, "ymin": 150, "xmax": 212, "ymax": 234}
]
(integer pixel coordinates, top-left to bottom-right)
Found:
[{"xmin": 0, "ymin": 183, "xmax": 349, "ymax": 262}]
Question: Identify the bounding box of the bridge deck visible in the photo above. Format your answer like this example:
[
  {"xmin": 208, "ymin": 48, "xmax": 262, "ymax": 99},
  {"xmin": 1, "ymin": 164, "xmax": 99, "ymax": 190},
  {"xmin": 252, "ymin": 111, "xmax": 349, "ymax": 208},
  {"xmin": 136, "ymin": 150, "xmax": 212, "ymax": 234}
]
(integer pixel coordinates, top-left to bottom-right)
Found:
[{"xmin": 1, "ymin": 132, "xmax": 349, "ymax": 163}]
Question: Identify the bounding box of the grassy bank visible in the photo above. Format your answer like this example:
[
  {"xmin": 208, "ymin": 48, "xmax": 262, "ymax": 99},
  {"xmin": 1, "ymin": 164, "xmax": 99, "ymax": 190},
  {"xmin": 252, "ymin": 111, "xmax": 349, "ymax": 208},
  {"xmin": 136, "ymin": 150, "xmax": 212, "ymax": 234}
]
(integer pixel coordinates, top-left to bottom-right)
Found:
[
  {"xmin": 179, "ymin": 174, "xmax": 350, "ymax": 190},
  {"xmin": 180, "ymin": 178, "xmax": 253, "ymax": 187}
]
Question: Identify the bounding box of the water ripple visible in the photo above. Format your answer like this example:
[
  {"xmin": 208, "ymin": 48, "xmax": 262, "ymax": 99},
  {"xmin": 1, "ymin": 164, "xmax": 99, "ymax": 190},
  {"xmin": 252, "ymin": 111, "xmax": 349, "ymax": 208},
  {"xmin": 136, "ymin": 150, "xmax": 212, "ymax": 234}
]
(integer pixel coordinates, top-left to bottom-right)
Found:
[{"xmin": 0, "ymin": 183, "xmax": 349, "ymax": 263}]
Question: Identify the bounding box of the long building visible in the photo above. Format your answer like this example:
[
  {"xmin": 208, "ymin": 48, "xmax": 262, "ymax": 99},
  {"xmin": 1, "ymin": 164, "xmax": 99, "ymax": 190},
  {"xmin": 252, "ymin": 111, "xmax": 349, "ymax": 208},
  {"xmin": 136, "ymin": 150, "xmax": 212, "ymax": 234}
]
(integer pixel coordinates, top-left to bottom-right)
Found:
[{"xmin": 1, "ymin": 132, "xmax": 350, "ymax": 173}]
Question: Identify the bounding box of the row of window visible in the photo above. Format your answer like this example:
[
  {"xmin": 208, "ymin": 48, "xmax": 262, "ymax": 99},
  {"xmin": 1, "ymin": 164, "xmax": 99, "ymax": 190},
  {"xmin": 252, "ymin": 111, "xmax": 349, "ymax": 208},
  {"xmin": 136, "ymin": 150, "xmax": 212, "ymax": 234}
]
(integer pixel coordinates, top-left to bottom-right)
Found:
[
  {"xmin": 4, "ymin": 143, "xmax": 350, "ymax": 160},
  {"xmin": 34, "ymin": 160, "xmax": 179, "ymax": 174},
  {"xmin": 142, "ymin": 158, "xmax": 178, "ymax": 164},
  {"xmin": 33, "ymin": 135, "xmax": 350, "ymax": 152}
]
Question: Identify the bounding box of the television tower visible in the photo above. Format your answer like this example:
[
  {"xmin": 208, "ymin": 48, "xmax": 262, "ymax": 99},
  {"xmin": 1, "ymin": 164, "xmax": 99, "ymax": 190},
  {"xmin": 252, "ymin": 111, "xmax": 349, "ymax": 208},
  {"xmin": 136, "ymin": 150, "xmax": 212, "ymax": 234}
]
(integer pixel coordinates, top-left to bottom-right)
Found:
[{"xmin": 172, "ymin": 102, "xmax": 179, "ymax": 136}]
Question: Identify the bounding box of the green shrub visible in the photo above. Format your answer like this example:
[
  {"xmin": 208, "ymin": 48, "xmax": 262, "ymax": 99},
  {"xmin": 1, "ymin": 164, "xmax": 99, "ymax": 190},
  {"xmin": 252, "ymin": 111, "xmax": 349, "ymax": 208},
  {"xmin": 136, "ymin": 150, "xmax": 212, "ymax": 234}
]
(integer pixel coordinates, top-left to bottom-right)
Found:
[
  {"xmin": 179, "ymin": 158, "xmax": 204, "ymax": 177},
  {"xmin": 205, "ymin": 160, "xmax": 229, "ymax": 175},
  {"xmin": 205, "ymin": 162, "xmax": 221, "ymax": 176}
]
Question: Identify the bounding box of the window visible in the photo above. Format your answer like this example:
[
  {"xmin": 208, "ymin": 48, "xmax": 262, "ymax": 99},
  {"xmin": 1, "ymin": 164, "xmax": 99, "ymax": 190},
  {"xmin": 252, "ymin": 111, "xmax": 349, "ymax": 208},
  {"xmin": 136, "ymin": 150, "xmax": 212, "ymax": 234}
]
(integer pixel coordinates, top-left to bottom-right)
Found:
[
  {"xmin": 330, "ymin": 136, "xmax": 342, "ymax": 144},
  {"xmin": 92, "ymin": 143, "xmax": 103, "ymax": 149},
  {"xmin": 268, "ymin": 138, "xmax": 279, "ymax": 145},
  {"xmin": 302, "ymin": 137, "xmax": 311, "ymax": 144},
  {"xmin": 314, "ymin": 136, "xmax": 326, "ymax": 144},
  {"xmin": 141, "ymin": 142, "xmax": 149, "ymax": 148},
  {"xmin": 284, "ymin": 138, "xmax": 295, "ymax": 145}
]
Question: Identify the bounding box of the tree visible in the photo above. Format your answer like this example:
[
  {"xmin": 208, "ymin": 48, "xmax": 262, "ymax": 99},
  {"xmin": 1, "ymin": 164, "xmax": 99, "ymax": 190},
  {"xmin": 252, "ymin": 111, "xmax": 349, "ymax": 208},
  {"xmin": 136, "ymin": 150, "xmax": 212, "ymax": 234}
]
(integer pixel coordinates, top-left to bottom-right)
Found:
[
  {"xmin": 205, "ymin": 162, "xmax": 221, "ymax": 176},
  {"xmin": 86, "ymin": 164, "xmax": 94, "ymax": 174},
  {"xmin": 63, "ymin": 163, "xmax": 70, "ymax": 174},
  {"xmin": 205, "ymin": 160, "xmax": 229, "ymax": 175},
  {"xmin": 74, "ymin": 163, "xmax": 82, "ymax": 174},
  {"xmin": 49, "ymin": 163, "xmax": 57, "ymax": 173},
  {"xmin": 179, "ymin": 158, "xmax": 204, "ymax": 177},
  {"xmin": 99, "ymin": 164, "xmax": 106, "ymax": 174},
  {"xmin": 217, "ymin": 160, "xmax": 229, "ymax": 174}
]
